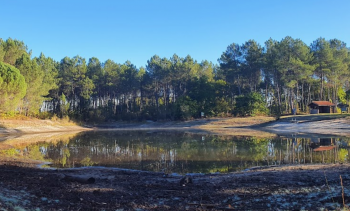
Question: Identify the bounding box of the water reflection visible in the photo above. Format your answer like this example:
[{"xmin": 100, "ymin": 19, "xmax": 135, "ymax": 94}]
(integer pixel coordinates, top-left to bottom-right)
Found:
[{"xmin": 1, "ymin": 131, "xmax": 349, "ymax": 174}]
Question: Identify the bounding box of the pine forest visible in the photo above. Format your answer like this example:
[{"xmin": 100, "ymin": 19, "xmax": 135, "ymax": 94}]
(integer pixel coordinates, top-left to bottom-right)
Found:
[{"xmin": 0, "ymin": 36, "xmax": 349, "ymax": 122}]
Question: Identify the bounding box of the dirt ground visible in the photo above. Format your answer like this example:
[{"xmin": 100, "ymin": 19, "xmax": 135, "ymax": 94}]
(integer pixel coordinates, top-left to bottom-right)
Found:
[
  {"xmin": 1, "ymin": 159, "xmax": 350, "ymax": 210},
  {"xmin": 1, "ymin": 115, "xmax": 350, "ymax": 210}
]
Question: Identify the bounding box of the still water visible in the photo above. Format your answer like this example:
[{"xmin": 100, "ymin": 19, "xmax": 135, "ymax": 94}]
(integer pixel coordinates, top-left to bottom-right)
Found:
[{"xmin": 2, "ymin": 131, "xmax": 350, "ymax": 174}]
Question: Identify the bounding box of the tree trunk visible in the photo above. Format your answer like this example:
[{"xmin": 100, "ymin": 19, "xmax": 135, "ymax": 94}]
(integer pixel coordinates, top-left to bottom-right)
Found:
[
  {"xmin": 308, "ymin": 83, "xmax": 311, "ymax": 105},
  {"xmin": 301, "ymin": 82, "xmax": 304, "ymax": 112},
  {"xmin": 327, "ymin": 85, "xmax": 330, "ymax": 101},
  {"xmin": 320, "ymin": 72, "xmax": 324, "ymax": 100},
  {"xmin": 140, "ymin": 84, "xmax": 144, "ymax": 112},
  {"xmin": 276, "ymin": 84, "xmax": 281, "ymax": 114},
  {"xmin": 296, "ymin": 82, "xmax": 299, "ymax": 112},
  {"xmin": 265, "ymin": 82, "xmax": 268, "ymax": 106},
  {"xmin": 285, "ymin": 89, "xmax": 288, "ymax": 113}
]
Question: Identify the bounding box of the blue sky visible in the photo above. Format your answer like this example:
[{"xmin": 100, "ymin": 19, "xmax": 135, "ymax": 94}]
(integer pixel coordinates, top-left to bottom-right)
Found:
[{"xmin": 2, "ymin": 0, "xmax": 350, "ymax": 68}]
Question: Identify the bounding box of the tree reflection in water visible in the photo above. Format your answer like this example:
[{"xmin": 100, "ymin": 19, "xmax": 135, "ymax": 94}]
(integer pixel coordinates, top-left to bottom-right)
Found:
[{"xmin": 4, "ymin": 131, "xmax": 350, "ymax": 174}]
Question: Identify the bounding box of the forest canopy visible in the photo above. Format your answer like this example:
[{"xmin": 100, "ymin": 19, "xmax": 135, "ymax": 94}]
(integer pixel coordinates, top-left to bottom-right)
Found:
[{"xmin": 0, "ymin": 36, "xmax": 349, "ymax": 121}]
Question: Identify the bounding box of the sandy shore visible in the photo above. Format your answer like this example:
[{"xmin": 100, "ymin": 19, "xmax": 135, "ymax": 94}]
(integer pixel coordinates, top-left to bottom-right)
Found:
[
  {"xmin": 0, "ymin": 119, "xmax": 91, "ymax": 134},
  {"xmin": 263, "ymin": 118, "xmax": 350, "ymax": 137},
  {"xmin": 1, "ymin": 115, "xmax": 350, "ymax": 137}
]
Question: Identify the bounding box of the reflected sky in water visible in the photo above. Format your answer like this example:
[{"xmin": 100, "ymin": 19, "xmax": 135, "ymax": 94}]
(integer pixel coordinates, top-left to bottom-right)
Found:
[{"xmin": 2, "ymin": 131, "xmax": 350, "ymax": 174}]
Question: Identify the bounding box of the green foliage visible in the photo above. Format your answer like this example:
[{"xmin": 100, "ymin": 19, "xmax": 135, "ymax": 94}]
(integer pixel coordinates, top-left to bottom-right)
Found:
[
  {"xmin": 140, "ymin": 106, "xmax": 159, "ymax": 121},
  {"xmin": 338, "ymin": 87, "xmax": 347, "ymax": 104},
  {"xmin": 25, "ymin": 144, "xmax": 47, "ymax": 161},
  {"xmin": 173, "ymin": 96, "xmax": 198, "ymax": 120},
  {"xmin": 15, "ymin": 54, "xmax": 44, "ymax": 115},
  {"xmin": 80, "ymin": 157, "xmax": 95, "ymax": 167},
  {"xmin": 213, "ymin": 99, "xmax": 230, "ymax": 116},
  {"xmin": 38, "ymin": 111, "xmax": 53, "ymax": 120},
  {"xmin": 87, "ymin": 108, "xmax": 108, "ymax": 122},
  {"xmin": 0, "ymin": 62, "xmax": 27, "ymax": 113},
  {"xmin": 60, "ymin": 148, "xmax": 70, "ymax": 167},
  {"xmin": 338, "ymin": 148, "xmax": 348, "ymax": 162},
  {"xmin": 0, "ymin": 111, "xmax": 17, "ymax": 118},
  {"xmin": 79, "ymin": 77, "xmax": 95, "ymax": 100},
  {"xmin": 59, "ymin": 93, "xmax": 70, "ymax": 117},
  {"xmin": 35, "ymin": 53, "xmax": 59, "ymax": 99},
  {"xmin": 213, "ymin": 80, "xmax": 231, "ymax": 115},
  {"xmin": 0, "ymin": 36, "xmax": 350, "ymax": 121},
  {"xmin": 234, "ymin": 92, "xmax": 268, "ymax": 116},
  {"xmin": 1, "ymin": 38, "xmax": 28, "ymax": 66},
  {"xmin": 337, "ymin": 107, "xmax": 342, "ymax": 114},
  {"xmin": 0, "ymin": 39, "xmax": 5, "ymax": 62},
  {"xmin": 0, "ymin": 148, "xmax": 19, "ymax": 156}
]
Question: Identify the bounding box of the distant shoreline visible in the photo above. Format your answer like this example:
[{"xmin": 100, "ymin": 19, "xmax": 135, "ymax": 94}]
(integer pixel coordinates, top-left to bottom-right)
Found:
[{"xmin": 1, "ymin": 115, "xmax": 350, "ymax": 137}]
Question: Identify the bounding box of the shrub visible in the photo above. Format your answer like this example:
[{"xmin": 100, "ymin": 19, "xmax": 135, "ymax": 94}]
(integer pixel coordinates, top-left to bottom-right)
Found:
[
  {"xmin": 0, "ymin": 148, "xmax": 20, "ymax": 156},
  {"xmin": 38, "ymin": 112, "xmax": 53, "ymax": 120},
  {"xmin": 234, "ymin": 92, "xmax": 268, "ymax": 117}
]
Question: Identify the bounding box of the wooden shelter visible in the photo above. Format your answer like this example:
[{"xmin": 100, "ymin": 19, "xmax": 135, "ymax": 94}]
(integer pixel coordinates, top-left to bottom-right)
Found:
[
  {"xmin": 310, "ymin": 138, "xmax": 336, "ymax": 152},
  {"xmin": 308, "ymin": 101, "xmax": 335, "ymax": 114}
]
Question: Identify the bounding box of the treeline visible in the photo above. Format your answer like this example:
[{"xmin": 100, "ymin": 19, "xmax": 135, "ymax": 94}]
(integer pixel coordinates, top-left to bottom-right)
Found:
[{"xmin": 0, "ymin": 36, "xmax": 349, "ymax": 121}]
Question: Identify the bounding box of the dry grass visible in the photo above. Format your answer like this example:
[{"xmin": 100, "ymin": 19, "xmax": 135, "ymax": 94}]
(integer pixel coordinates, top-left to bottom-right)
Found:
[
  {"xmin": 0, "ymin": 118, "xmax": 87, "ymax": 135},
  {"xmin": 200, "ymin": 116, "xmax": 275, "ymax": 127}
]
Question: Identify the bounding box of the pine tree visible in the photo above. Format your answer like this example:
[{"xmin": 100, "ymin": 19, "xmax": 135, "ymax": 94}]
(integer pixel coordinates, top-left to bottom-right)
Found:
[{"xmin": 0, "ymin": 62, "xmax": 26, "ymax": 113}]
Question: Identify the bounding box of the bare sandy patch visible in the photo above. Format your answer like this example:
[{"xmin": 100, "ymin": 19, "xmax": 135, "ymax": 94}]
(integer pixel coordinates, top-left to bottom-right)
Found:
[
  {"xmin": 264, "ymin": 115, "xmax": 350, "ymax": 136},
  {"xmin": 0, "ymin": 118, "xmax": 90, "ymax": 134}
]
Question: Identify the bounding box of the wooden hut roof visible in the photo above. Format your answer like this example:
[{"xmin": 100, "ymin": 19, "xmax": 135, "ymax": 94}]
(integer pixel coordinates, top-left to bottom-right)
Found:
[{"xmin": 308, "ymin": 101, "xmax": 335, "ymax": 106}]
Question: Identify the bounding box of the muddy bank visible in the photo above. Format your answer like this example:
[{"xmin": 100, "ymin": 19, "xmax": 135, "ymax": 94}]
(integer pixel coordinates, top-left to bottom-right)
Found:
[{"xmin": 0, "ymin": 161, "xmax": 349, "ymax": 210}]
